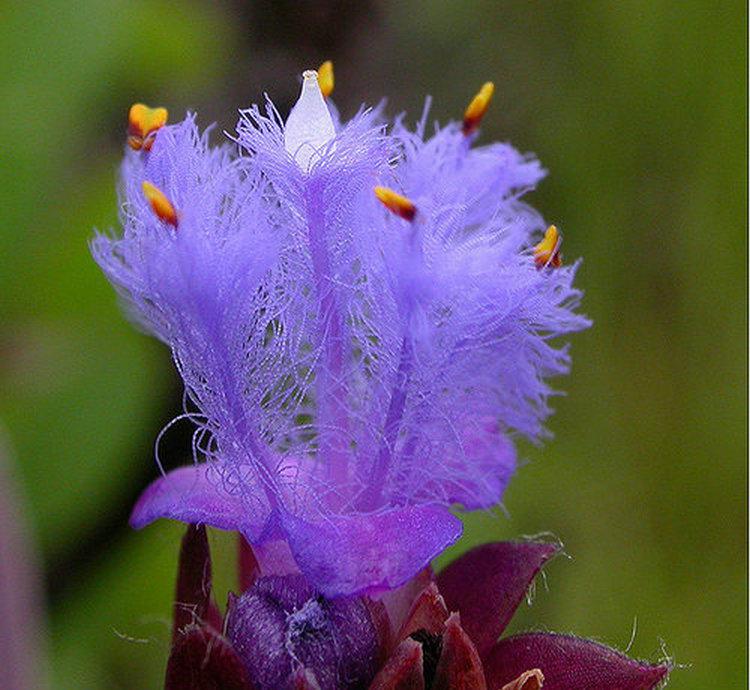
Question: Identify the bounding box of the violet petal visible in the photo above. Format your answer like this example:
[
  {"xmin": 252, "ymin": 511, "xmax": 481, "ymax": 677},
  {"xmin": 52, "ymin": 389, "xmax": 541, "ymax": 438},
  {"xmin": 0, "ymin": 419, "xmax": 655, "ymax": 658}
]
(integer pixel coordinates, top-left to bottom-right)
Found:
[
  {"xmin": 368, "ymin": 638, "xmax": 426, "ymax": 690},
  {"xmin": 483, "ymin": 633, "xmax": 670, "ymax": 690},
  {"xmin": 283, "ymin": 506, "xmax": 462, "ymax": 598},
  {"xmin": 253, "ymin": 539, "xmax": 300, "ymax": 577},
  {"xmin": 431, "ymin": 613, "xmax": 487, "ymax": 690},
  {"xmin": 444, "ymin": 421, "xmax": 516, "ymax": 510},
  {"xmin": 436, "ymin": 541, "xmax": 559, "ymax": 656},
  {"xmin": 130, "ymin": 464, "xmax": 266, "ymax": 539},
  {"xmin": 165, "ymin": 625, "xmax": 254, "ymax": 690}
]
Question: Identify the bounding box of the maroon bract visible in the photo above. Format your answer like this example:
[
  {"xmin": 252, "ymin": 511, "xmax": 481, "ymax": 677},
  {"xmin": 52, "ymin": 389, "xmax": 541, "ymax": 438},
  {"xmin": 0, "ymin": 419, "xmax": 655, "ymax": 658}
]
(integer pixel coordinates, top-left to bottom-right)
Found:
[{"xmin": 165, "ymin": 527, "xmax": 670, "ymax": 690}]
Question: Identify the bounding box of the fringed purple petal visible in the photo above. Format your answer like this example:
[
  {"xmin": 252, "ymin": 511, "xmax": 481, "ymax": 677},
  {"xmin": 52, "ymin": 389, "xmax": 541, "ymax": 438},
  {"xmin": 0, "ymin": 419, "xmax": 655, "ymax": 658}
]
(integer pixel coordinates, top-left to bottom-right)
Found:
[
  {"xmin": 442, "ymin": 421, "xmax": 516, "ymax": 509},
  {"xmin": 483, "ymin": 633, "xmax": 670, "ymax": 690},
  {"xmin": 94, "ymin": 115, "xmax": 289, "ymax": 521},
  {"xmin": 165, "ymin": 625, "xmax": 254, "ymax": 690},
  {"xmin": 283, "ymin": 506, "xmax": 462, "ymax": 598},
  {"xmin": 130, "ymin": 465, "xmax": 268, "ymax": 541},
  {"xmin": 99, "ymin": 78, "xmax": 588, "ymax": 592},
  {"xmin": 437, "ymin": 541, "xmax": 560, "ymax": 656}
]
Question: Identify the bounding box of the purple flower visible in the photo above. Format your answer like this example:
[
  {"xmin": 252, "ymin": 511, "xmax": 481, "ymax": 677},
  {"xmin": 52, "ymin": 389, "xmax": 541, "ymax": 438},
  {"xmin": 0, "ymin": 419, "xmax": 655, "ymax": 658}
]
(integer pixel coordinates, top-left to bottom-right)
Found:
[
  {"xmin": 92, "ymin": 68, "xmax": 588, "ymax": 597},
  {"xmin": 163, "ymin": 526, "xmax": 670, "ymax": 690}
]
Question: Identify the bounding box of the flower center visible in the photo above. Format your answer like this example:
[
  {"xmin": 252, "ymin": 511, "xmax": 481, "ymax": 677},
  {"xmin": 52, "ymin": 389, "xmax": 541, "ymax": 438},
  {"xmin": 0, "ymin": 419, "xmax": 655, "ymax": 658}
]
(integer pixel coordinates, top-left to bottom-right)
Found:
[{"xmin": 226, "ymin": 575, "xmax": 380, "ymax": 690}]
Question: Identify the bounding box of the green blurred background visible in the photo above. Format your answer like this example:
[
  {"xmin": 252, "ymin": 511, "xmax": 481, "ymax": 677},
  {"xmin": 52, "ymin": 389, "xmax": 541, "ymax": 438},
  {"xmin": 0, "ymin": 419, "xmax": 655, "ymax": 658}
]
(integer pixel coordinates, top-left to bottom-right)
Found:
[{"xmin": 0, "ymin": 1, "xmax": 745, "ymax": 688}]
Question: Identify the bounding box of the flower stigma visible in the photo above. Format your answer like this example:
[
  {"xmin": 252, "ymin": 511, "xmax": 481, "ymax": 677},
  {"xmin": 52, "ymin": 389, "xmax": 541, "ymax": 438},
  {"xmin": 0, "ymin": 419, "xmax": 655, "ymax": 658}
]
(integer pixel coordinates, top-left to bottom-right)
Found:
[{"xmin": 284, "ymin": 69, "xmax": 336, "ymax": 172}]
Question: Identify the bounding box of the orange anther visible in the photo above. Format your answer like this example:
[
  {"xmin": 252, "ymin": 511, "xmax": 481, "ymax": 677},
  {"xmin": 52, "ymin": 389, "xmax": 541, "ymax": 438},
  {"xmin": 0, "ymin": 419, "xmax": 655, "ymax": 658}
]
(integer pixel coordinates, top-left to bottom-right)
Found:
[
  {"xmin": 142, "ymin": 181, "xmax": 178, "ymax": 227},
  {"xmin": 318, "ymin": 61, "xmax": 334, "ymax": 99},
  {"xmin": 534, "ymin": 225, "xmax": 562, "ymax": 268},
  {"xmin": 462, "ymin": 81, "xmax": 495, "ymax": 135},
  {"xmin": 128, "ymin": 103, "xmax": 168, "ymax": 151},
  {"xmin": 374, "ymin": 186, "xmax": 417, "ymax": 221}
]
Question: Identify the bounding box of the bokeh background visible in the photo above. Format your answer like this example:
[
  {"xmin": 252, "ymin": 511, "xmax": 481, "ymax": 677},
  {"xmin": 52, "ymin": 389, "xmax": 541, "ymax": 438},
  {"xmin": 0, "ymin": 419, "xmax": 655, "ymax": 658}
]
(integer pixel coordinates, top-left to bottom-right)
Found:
[{"xmin": 0, "ymin": 1, "xmax": 746, "ymax": 688}]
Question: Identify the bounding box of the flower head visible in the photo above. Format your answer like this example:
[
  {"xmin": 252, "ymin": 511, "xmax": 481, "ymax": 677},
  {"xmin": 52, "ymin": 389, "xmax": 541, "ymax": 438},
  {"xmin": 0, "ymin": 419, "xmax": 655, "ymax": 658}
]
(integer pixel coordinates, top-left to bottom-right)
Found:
[{"xmin": 93, "ymin": 67, "xmax": 589, "ymax": 597}]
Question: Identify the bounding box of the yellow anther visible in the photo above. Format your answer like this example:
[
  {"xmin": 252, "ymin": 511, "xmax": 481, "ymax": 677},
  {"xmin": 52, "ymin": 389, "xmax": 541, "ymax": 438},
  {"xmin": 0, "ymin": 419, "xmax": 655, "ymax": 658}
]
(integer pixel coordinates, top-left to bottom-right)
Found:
[
  {"xmin": 142, "ymin": 181, "xmax": 178, "ymax": 227},
  {"xmin": 374, "ymin": 186, "xmax": 417, "ymax": 221},
  {"xmin": 534, "ymin": 225, "xmax": 563, "ymax": 268},
  {"xmin": 462, "ymin": 81, "xmax": 495, "ymax": 135},
  {"xmin": 128, "ymin": 103, "xmax": 168, "ymax": 151},
  {"xmin": 318, "ymin": 60, "xmax": 334, "ymax": 99}
]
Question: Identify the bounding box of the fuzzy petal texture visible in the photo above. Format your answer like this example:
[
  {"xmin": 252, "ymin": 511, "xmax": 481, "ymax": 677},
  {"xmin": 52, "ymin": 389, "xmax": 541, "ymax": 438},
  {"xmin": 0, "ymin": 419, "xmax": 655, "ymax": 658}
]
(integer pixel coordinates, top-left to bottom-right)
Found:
[
  {"xmin": 437, "ymin": 541, "xmax": 560, "ymax": 656},
  {"xmin": 98, "ymin": 74, "xmax": 588, "ymax": 596},
  {"xmin": 283, "ymin": 507, "xmax": 463, "ymax": 597},
  {"xmin": 483, "ymin": 633, "xmax": 670, "ymax": 690}
]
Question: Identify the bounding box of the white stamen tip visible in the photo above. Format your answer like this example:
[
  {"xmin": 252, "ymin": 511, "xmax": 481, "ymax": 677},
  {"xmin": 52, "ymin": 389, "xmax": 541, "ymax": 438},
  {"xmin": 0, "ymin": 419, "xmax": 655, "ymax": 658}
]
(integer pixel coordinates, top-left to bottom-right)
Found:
[{"xmin": 284, "ymin": 70, "xmax": 336, "ymax": 172}]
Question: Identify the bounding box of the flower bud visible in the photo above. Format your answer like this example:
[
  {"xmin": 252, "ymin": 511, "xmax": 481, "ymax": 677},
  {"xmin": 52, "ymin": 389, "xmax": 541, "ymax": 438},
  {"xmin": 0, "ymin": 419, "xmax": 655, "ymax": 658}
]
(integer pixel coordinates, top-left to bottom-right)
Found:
[{"xmin": 226, "ymin": 575, "xmax": 380, "ymax": 690}]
